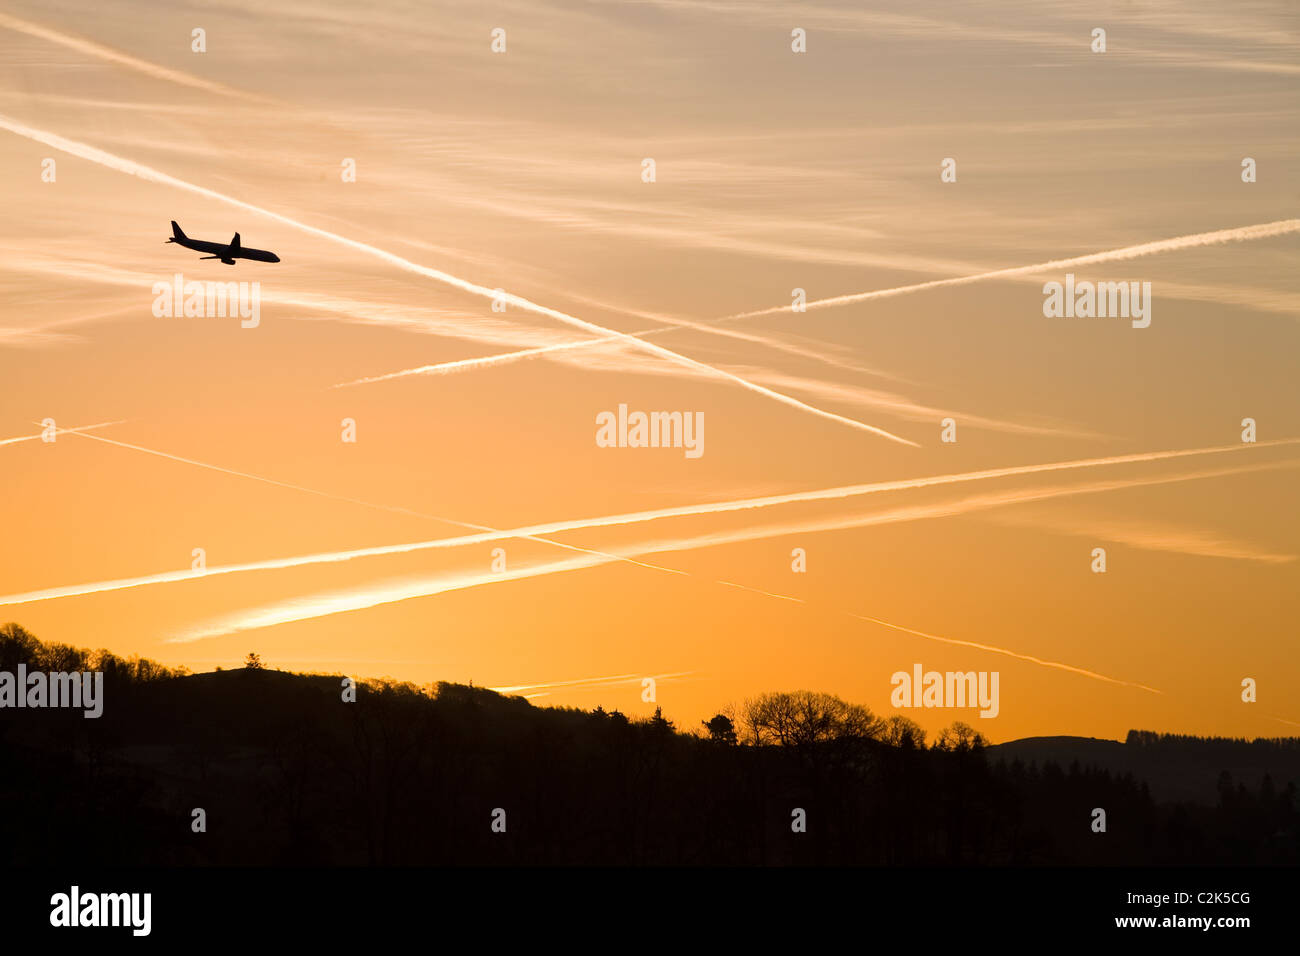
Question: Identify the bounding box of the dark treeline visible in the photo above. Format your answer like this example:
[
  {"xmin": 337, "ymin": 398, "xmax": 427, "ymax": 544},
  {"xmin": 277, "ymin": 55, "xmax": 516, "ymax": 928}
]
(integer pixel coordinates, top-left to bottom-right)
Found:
[
  {"xmin": 1126, "ymin": 729, "xmax": 1300, "ymax": 756},
  {"xmin": 1, "ymin": 626, "xmax": 1296, "ymax": 866}
]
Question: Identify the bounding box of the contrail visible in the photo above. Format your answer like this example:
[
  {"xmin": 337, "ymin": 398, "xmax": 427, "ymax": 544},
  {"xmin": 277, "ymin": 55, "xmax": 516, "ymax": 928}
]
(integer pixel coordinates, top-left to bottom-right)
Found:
[
  {"xmin": 846, "ymin": 614, "xmax": 1162, "ymax": 694},
  {"xmin": 489, "ymin": 673, "xmax": 638, "ymax": 693},
  {"xmin": 0, "ymin": 419, "xmax": 125, "ymax": 447},
  {"xmin": 168, "ymin": 495, "xmax": 1184, "ymax": 695},
  {"xmin": 157, "ymin": 462, "xmax": 1295, "ymax": 696},
  {"xmin": 65, "ymin": 428, "xmax": 688, "ymax": 578},
  {"xmin": 169, "ymin": 554, "xmax": 611, "ymax": 642},
  {"xmin": 0, "ymin": 12, "xmax": 263, "ymax": 102},
  {"xmin": 717, "ymin": 580, "xmax": 806, "ymax": 603},
  {"xmin": 0, "ymin": 114, "xmax": 917, "ymax": 447},
  {"xmin": 332, "ymin": 217, "xmax": 1300, "ymax": 385},
  {"xmin": 333, "ymin": 321, "xmax": 902, "ymax": 391},
  {"xmin": 489, "ymin": 671, "xmax": 693, "ymax": 694},
  {"xmin": 599, "ymin": 458, "xmax": 1300, "ymax": 574},
  {"xmin": 331, "ymin": 334, "xmax": 638, "ymax": 388},
  {"xmin": 5, "ymin": 438, "xmax": 1293, "ymax": 608},
  {"xmin": 172, "ymin": 461, "xmax": 1300, "ymax": 690},
  {"xmin": 725, "ymin": 218, "xmax": 1300, "ymax": 321}
]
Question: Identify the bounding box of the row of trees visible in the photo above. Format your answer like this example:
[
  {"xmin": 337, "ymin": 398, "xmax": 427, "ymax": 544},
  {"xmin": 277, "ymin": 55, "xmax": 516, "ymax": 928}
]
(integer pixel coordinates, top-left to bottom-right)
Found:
[
  {"xmin": 702, "ymin": 690, "xmax": 982, "ymax": 753},
  {"xmin": 0, "ymin": 623, "xmax": 187, "ymax": 685}
]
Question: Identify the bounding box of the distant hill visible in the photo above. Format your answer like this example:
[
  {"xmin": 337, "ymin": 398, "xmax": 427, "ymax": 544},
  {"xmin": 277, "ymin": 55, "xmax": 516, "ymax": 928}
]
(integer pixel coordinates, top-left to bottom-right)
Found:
[{"xmin": 990, "ymin": 734, "xmax": 1300, "ymax": 805}]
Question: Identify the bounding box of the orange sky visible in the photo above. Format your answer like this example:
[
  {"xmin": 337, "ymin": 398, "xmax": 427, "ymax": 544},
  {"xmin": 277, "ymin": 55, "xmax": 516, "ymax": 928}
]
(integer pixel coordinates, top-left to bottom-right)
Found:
[{"xmin": 1, "ymin": 0, "xmax": 1298, "ymax": 743}]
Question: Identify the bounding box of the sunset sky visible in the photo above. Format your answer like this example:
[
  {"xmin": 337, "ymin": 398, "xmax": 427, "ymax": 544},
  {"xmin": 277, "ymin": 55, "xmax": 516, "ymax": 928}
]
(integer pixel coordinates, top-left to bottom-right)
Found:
[{"xmin": 1, "ymin": 0, "xmax": 1297, "ymax": 743}]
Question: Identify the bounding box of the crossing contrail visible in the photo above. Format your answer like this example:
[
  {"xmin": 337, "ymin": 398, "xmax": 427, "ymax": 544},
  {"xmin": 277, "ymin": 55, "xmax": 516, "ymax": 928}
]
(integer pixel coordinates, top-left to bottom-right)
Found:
[
  {"xmin": 167, "ymin": 495, "xmax": 1183, "ymax": 694},
  {"xmin": 3, "ymin": 437, "xmax": 1294, "ymax": 608},
  {"xmin": 65, "ymin": 429, "xmax": 688, "ymax": 578},
  {"xmin": 336, "ymin": 217, "xmax": 1300, "ymax": 387},
  {"xmin": 330, "ymin": 333, "xmax": 642, "ymax": 387},
  {"xmin": 167, "ymin": 461, "xmax": 1300, "ymax": 705},
  {"xmin": 0, "ymin": 113, "xmax": 917, "ymax": 447},
  {"xmin": 725, "ymin": 218, "xmax": 1300, "ymax": 321},
  {"xmin": 0, "ymin": 419, "xmax": 125, "ymax": 447}
]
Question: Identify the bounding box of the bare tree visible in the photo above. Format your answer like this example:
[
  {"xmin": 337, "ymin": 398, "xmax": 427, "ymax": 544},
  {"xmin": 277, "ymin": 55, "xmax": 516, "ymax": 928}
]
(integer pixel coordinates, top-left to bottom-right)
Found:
[
  {"xmin": 880, "ymin": 714, "xmax": 927, "ymax": 749},
  {"xmin": 741, "ymin": 690, "xmax": 882, "ymax": 747},
  {"xmin": 934, "ymin": 721, "xmax": 987, "ymax": 752}
]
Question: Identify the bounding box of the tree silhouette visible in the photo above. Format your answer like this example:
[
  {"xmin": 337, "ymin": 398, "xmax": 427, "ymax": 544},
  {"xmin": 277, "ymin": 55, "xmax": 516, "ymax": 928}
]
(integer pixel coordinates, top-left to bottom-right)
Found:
[
  {"xmin": 741, "ymin": 690, "xmax": 881, "ymax": 747},
  {"xmin": 881, "ymin": 714, "xmax": 926, "ymax": 749},
  {"xmin": 244, "ymin": 652, "xmax": 264, "ymax": 670},
  {"xmin": 702, "ymin": 714, "xmax": 738, "ymax": 745},
  {"xmin": 934, "ymin": 721, "xmax": 988, "ymax": 752}
]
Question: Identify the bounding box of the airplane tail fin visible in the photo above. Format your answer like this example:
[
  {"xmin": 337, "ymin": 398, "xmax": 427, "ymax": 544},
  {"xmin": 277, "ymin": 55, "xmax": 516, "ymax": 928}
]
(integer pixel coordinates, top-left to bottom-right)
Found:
[
  {"xmin": 230, "ymin": 232, "xmax": 241, "ymax": 251},
  {"xmin": 170, "ymin": 220, "xmax": 186, "ymax": 240}
]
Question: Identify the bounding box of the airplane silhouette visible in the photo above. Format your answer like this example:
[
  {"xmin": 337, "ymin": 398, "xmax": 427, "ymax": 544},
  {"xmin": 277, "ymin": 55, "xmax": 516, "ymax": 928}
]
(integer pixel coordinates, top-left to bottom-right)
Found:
[{"xmin": 166, "ymin": 221, "xmax": 280, "ymax": 264}]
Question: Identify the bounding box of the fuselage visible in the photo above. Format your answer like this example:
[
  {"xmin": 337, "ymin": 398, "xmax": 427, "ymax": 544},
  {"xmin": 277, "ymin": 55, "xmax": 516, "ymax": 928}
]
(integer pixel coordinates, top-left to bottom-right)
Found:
[{"xmin": 174, "ymin": 236, "xmax": 280, "ymax": 262}]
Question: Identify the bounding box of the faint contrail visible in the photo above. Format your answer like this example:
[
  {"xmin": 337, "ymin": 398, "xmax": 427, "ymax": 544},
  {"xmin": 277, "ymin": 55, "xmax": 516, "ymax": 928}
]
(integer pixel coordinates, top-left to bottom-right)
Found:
[
  {"xmin": 489, "ymin": 673, "xmax": 638, "ymax": 693},
  {"xmin": 846, "ymin": 614, "xmax": 1162, "ymax": 694},
  {"xmin": 0, "ymin": 114, "xmax": 916, "ymax": 448},
  {"xmin": 489, "ymin": 672, "xmax": 693, "ymax": 694},
  {"xmin": 333, "ymin": 321, "xmax": 903, "ymax": 391},
  {"xmin": 0, "ymin": 12, "xmax": 263, "ymax": 102},
  {"xmin": 6, "ymin": 438, "xmax": 1293, "ymax": 608},
  {"xmin": 331, "ymin": 334, "xmax": 637, "ymax": 387},
  {"xmin": 66, "ymin": 428, "xmax": 688, "ymax": 578},
  {"xmin": 0, "ymin": 419, "xmax": 125, "ymax": 447},
  {"xmin": 717, "ymin": 580, "xmax": 806, "ymax": 603},
  {"xmin": 724, "ymin": 218, "xmax": 1300, "ymax": 320}
]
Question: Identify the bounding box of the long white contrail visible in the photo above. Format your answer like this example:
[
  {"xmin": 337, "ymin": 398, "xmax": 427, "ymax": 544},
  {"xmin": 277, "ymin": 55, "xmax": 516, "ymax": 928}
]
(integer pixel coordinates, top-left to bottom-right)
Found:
[
  {"xmin": 3, "ymin": 437, "xmax": 1294, "ymax": 607},
  {"xmin": 171, "ymin": 461, "xmax": 1300, "ymax": 700},
  {"xmin": 725, "ymin": 218, "xmax": 1300, "ymax": 320},
  {"xmin": 0, "ymin": 114, "xmax": 916, "ymax": 447},
  {"xmin": 0, "ymin": 419, "xmax": 125, "ymax": 447},
  {"xmin": 168, "ymin": 477, "xmax": 1207, "ymax": 692},
  {"xmin": 170, "ymin": 459, "xmax": 1300, "ymax": 689}
]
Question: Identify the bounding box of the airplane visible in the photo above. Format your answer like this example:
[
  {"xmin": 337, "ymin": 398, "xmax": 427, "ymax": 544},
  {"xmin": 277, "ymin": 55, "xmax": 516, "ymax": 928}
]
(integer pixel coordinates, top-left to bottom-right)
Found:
[{"xmin": 165, "ymin": 221, "xmax": 280, "ymax": 264}]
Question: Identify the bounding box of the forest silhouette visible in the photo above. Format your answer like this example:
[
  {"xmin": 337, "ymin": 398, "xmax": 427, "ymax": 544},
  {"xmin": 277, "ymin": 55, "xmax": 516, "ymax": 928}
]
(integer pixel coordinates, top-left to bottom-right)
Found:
[{"xmin": 1, "ymin": 624, "xmax": 1296, "ymax": 866}]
